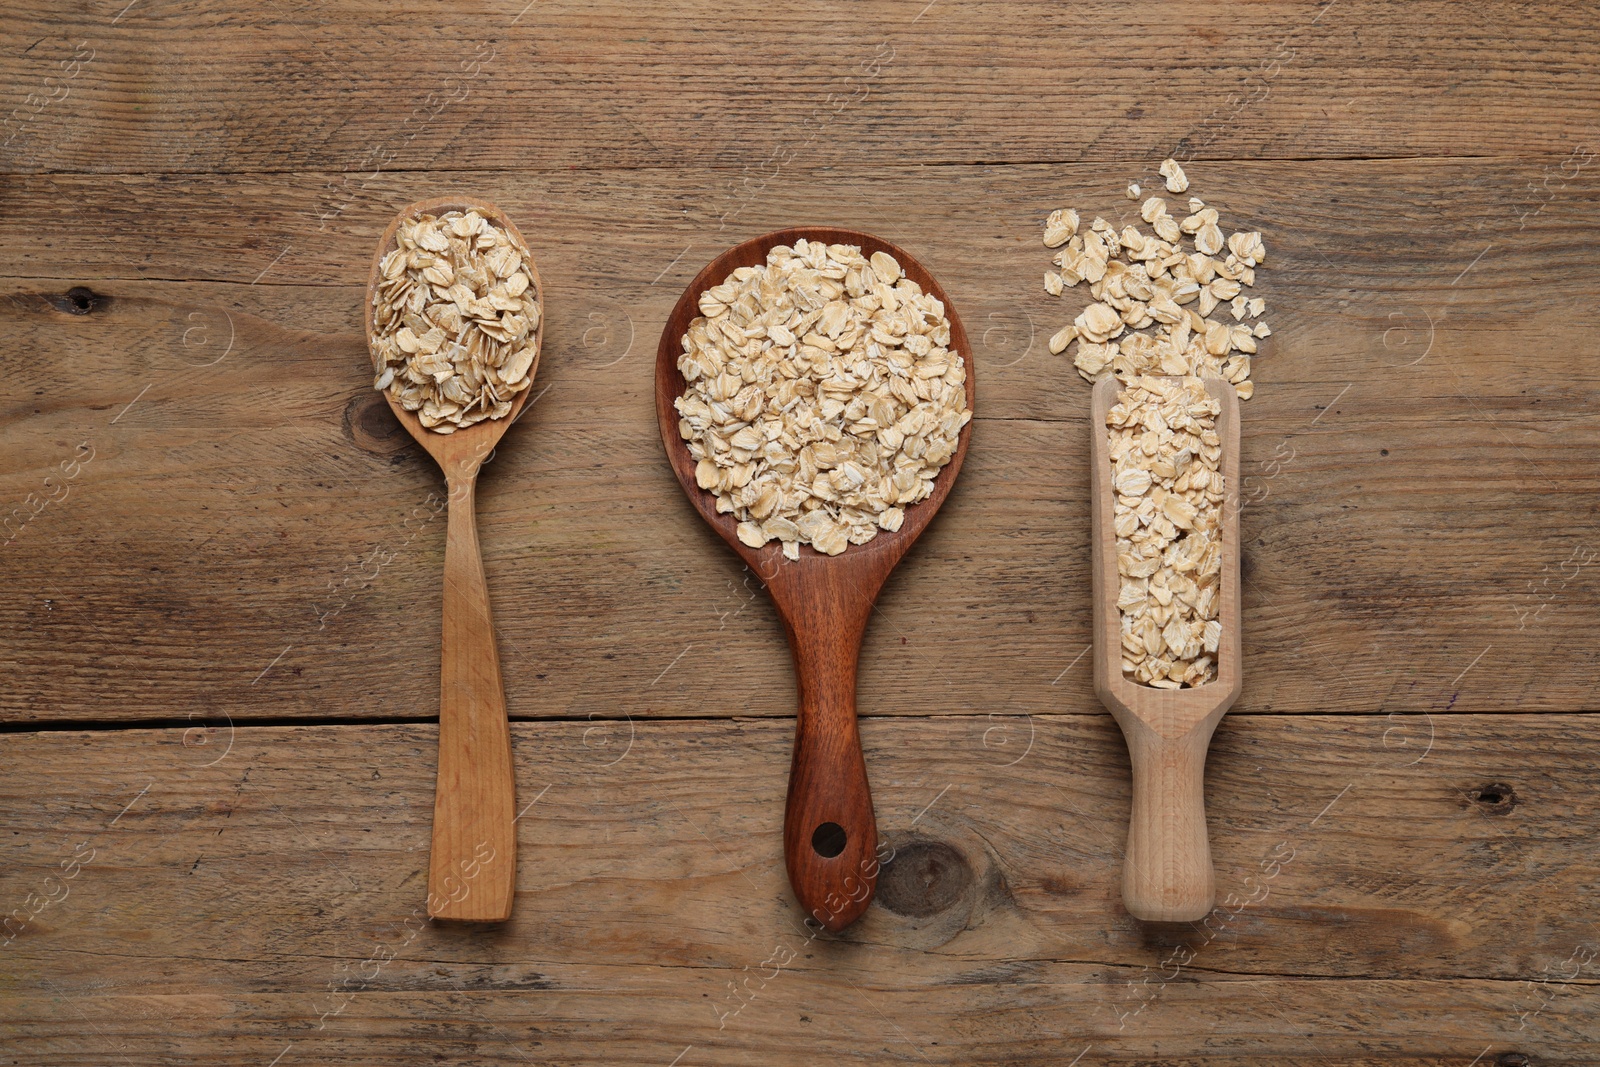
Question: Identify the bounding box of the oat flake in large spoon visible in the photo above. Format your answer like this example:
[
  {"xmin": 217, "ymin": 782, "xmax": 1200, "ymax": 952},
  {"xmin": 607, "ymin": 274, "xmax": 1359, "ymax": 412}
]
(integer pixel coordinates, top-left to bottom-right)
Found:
[{"xmin": 674, "ymin": 239, "xmax": 971, "ymax": 558}]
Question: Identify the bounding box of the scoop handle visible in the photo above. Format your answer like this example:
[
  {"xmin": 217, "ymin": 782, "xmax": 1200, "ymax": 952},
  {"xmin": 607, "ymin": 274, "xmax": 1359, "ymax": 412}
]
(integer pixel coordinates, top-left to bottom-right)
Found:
[
  {"xmin": 782, "ymin": 616, "xmax": 879, "ymax": 932},
  {"xmin": 428, "ymin": 470, "xmax": 517, "ymax": 921},
  {"xmin": 1116, "ymin": 714, "xmax": 1218, "ymax": 922}
]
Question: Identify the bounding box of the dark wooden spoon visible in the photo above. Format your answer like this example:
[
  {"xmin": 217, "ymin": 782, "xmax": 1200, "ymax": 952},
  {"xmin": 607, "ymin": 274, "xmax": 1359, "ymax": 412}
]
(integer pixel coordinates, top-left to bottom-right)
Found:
[{"xmin": 654, "ymin": 228, "xmax": 975, "ymax": 931}]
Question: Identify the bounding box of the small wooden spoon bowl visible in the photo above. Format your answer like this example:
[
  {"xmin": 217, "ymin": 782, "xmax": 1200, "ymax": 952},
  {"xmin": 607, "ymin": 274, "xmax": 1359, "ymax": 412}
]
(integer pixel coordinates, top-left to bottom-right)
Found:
[
  {"xmin": 1090, "ymin": 374, "xmax": 1241, "ymax": 922},
  {"xmin": 366, "ymin": 196, "xmax": 545, "ymax": 452},
  {"xmin": 655, "ymin": 228, "xmax": 975, "ymax": 931},
  {"xmin": 365, "ymin": 196, "xmax": 544, "ymax": 922}
]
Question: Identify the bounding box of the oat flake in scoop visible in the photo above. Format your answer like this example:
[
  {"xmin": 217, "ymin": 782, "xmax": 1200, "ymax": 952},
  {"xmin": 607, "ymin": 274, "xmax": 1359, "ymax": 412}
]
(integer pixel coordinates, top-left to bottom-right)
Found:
[
  {"xmin": 1107, "ymin": 374, "xmax": 1226, "ymax": 688},
  {"xmin": 370, "ymin": 210, "xmax": 541, "ymax": 433},
  {"xmin": 674, "ymin": 239, "xmax": 971, "ymax": 558}
]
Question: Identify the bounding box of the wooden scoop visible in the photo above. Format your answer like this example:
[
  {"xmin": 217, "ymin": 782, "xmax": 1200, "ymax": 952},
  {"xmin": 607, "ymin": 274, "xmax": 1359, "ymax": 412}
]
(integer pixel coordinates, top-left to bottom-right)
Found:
[
  {"xmin": 655, "ymin": 228, "xmax": 975, "ymax": 931},
  {"xmin": 365, "ymin": 196, "xmax": 544, "ymax": 922},
  {"xmin": 1090, "ymin": 374, "xmax": 1240, "ymax": 922}
]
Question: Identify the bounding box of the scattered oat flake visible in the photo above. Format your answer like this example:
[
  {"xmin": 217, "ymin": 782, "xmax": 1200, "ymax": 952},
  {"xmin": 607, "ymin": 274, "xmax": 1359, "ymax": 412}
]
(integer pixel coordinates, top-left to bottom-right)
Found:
[
  {"xmin": 1160, "ymin": 158, "xmax": 1189, "ymax": 194},
  {"xmin": 1036, "ymin": 163, "xmax": 1269, "ymax": 398},
  {"xmin": 1043, "ymin": 208, "xmax": 1079, "ymax": 248},
  {"xmin": 1049, "ymin": 323, "xmax": 1076, "ymax": 354}
]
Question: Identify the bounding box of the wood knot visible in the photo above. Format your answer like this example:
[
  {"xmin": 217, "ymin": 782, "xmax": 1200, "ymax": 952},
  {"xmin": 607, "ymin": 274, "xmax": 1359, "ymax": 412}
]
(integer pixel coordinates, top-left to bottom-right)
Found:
[
  {"xmin": 1495, "ymin": 1054, "xmax": 1531, "ymax": 1067},
  {"xmin": 56, "ymin": 286, "xmax": 107, "ymax": 315},
  {"xmin": 877, "ymin": 840, "xmax": 973, "ymax": 918},
  {"xmin": 1467, "ymin": 782, "xmax": 1517, "ymax": 816},
  {"xmin": 344, "ymin": 392, "xmax": 411, "ymax": 457}
]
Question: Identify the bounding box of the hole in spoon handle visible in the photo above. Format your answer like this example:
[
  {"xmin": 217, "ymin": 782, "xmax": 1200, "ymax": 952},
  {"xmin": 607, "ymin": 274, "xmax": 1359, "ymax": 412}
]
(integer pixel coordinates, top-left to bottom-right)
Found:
[
  {"xmin": 783, "ymin": 629, "xmax": 879, "ymax": 932},
  {"xmin": 811, "ymin": 821, "xmax": 848, "ymax": 858}
]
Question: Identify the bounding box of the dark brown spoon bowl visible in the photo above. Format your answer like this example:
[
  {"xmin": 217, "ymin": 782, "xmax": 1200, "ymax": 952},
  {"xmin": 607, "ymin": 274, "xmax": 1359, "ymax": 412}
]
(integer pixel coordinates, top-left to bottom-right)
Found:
[{"xmin": 654, "ymin": 227, "xmax": 976, "ymax": 931}]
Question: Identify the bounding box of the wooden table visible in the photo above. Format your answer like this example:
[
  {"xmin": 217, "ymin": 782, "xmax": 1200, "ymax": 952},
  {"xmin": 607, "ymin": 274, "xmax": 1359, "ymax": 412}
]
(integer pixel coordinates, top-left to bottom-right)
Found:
[{"xmin": 3, "ymin": 2, "xmax": 1597, "ymax": 1063}]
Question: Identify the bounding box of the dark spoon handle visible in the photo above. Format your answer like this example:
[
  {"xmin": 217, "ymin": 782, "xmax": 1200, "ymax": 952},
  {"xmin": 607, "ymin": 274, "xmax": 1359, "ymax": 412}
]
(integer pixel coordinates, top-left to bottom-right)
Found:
[{"xmin": 782, "ymin": 611, "xmax": 879, "ymax": 932}]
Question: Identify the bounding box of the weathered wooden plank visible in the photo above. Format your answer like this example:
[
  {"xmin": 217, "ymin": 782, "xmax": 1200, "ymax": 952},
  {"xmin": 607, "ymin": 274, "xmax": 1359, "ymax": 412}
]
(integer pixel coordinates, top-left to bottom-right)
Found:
[
  {"xmin": 1, "ymin": 376, "xmax": 1594, "ymax": 725},
  {"xmin": 3, "ymin": 159, "xmax": 1599, "ymax": 305},
  {"xmin": 1, "ymin": 1, "xmax": 1597, "ymax": 175},
  {"xmin": 2, "ymin": 160, "xmax": 1596, "ymax": 723},
  {"xmin": 0, "ymin": 980, "xmax": 1588, "ymax": 1066},
  {"xmin": 1, "ymin": 714, "xmax": 1596, "ymax": 1062}
]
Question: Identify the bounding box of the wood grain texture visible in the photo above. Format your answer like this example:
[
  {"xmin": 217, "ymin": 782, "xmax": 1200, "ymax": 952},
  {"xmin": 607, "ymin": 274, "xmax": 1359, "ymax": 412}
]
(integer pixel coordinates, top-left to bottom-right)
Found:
[
  {"xmin": 1, "ymin": 714, "xmax": 1597, "ymax": 1064},
  {"xmin": 1092, "ymin": 376, "xmax": 1242, "ymax": 922},
  {"xmin": 655, "ymin": 227, "xmax": 976, "ymax": 930},
  {"xmin": 1, "ymin": 2, "xmax": 1598, "ymax": 175},
  {"xmin": 3, "ymin": 0, "xmax": 1598, "ymax": 1057},
  {"xmin": 1, "ymin": 160, "xmax": 1597, "ymax": 726}
]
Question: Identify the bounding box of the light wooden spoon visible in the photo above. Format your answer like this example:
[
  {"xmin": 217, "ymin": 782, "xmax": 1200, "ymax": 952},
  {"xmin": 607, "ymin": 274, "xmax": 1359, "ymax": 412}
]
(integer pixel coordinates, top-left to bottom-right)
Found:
[
  {"xmin": 365, "ymin": 195, "xmax": 543, "ymax": 922},
  {"xmin": 655, "ymin": 228, "xmax": 975, "ymax": 931},
  {"xmin": 1090, "ymin": 374, "xmax": 1241, "ymax": 922}
]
